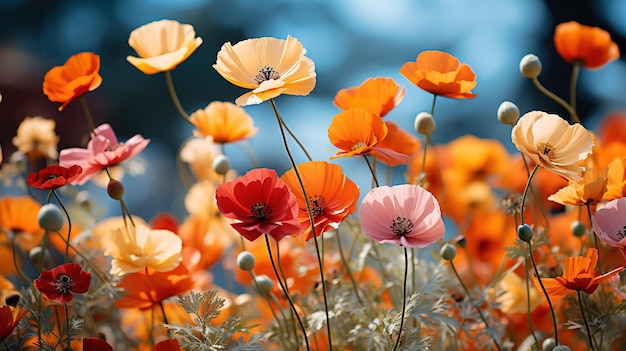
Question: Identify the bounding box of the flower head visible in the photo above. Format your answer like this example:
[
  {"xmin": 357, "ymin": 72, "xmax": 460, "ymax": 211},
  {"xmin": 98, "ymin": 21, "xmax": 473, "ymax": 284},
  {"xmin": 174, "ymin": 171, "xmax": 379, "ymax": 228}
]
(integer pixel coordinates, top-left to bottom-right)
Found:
[
  {"xmin": 59, "ymin": 123, "xmax": 150, "ymax": 185},
  {"xmin": 592, "ymin": 197, "xmax": 626, "ymax": 259},
  {"xmin": 333, "ymin": 77, "xmax": 405, "ymax": 117},
  {"xmin": 328, "ymin": 108, "xmax": 408, "ymax": 166},
  {"xmin": 104, "ymin": 224, "xmax": 183, "ymax": 276},
  {"xmin": 281, "ymin": 161, "xmax": 359, "ymax": 240},
  {"xmin": 511, "ymin": 111, "xmax": 593, "ymax": 181},
  {"xmin": 0, "ymin": 305, "xmax": 27, "ymax": 340},
  {"xmin": 27, "ymin": 165, "xmax": 83, "ymax": 190},
  {"xmin": 43, "ymin": 52, "xmax": 102, "ymax": 111},
  {"xmin": 127, "ymin": 19, "xmax": 203, "ymax": 75},
  {"xmin": 400, "ymin": 50, "xmax": 477, "ymax": 98},
  {"xmin": 34, "ymin": 262, "xmax": 91, "ymax": 304},
  {"xmin": 115, "ymin": 264, "xmax": 193, "ymax": 310},
  {"xmin": 358, "ymin": 184, "xmax": 445, "ymax": 247},
  {"xmin": 554, "ymin": 21, "xmax": 620, "ymax": 69},
  {"xmin": 0, "ymin": 196, "xmax": 44, "ymax": 251},
  {"xmin": 189, "ymin": 101, "xmax": 258, "ymax": 143},
  {"xmin": 533, "ymin": 248, "xmax": 623, "ymax": 296},
  {"xmin": 215, "ymin": 168, "xmax": 300, "ymax": 242},
  {"xmin": 548, "ymin": 169, "xmax": 607, "ymax": 206},
  {"xmin": 12, "ymin": 116, "xmax": 59, "ymax": 161},
  {"xmin": 213, "ymin": 35, "xmax": 316, "ymax": 106}
]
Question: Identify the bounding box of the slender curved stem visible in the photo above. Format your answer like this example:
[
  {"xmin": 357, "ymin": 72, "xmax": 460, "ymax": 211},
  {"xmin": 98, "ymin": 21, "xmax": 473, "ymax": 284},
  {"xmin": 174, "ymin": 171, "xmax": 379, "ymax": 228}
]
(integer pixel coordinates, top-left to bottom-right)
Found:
[
  {"xmin": 79, "ymin": 97, "xmax": 97, "ymax": 135},
  {"xmin": 363, "ymin": 155, "xmax": 380, "ymax": 187},
  {"xmin": 531, "ymin": 77, "xmax": 580, "ymax": 124},
  {"xmin": 165, "ymin": 71, "xmax": 193, "ymax": 125},
  {"xmin": 279, "ymin": 118, "xmax": 313, "ymax": 161},
  {"xmin": 524, "ymin": 253, "xmax": 540, "ymax": 349},
  {"xmin": 528, "ymin": 244, "xmax": 558, "ymax": 344},
  {"xmin": 335, "ymin": 231, "xmax": 364, "ymax": 306},
  {"xmin": 520, "ymin": 165, "xmax": 539, "ymax": 225},
  {"xmin": 570, "ymin": 61, "xmax": 581, "ymax": 113},
  {"xmin": 52, "ymin": 190, "xmax": 72, "ymax": 263},
  {"xmin": 577, "ymin": 290, "xmax": 596, "ymax": 351},
  {"xmin": 391, "ymin": 248, "xmax": 409, "ymax": 351},
  {"xmin": 250, "ymin": 270, "xmax": 292, "ymax": 348}
]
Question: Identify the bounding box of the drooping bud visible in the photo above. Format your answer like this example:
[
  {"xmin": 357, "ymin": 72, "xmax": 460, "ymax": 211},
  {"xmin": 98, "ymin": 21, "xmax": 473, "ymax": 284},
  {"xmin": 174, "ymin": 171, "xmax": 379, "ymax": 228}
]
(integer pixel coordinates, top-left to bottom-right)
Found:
[{"xmin": 517, "ymin": 224, "xmax": 534, "ymax": 243}]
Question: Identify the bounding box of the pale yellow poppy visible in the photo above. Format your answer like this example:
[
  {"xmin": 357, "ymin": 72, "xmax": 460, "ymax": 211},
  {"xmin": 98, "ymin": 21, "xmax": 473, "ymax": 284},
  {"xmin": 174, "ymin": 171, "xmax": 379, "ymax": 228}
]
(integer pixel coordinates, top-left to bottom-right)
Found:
[
  {"xmin": 213, "ymin": 35, "xmax": 316, "ymax": 106},
  {"xmin": 12, "ymin": 116, "xmax": 59, "ymax": 161},
  {"xmin": 127, "ymin": 19, "xmax": 203, "ymax": 75},
  {"xmin": 511, "ymin": 111, "xmax": 593, "ymax": 181}
]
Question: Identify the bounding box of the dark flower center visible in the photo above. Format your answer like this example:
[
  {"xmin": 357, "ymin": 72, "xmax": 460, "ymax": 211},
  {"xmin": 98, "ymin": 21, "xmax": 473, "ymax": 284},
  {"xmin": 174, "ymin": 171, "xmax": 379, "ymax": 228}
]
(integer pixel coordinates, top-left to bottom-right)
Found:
[
  {"xmin": 617, "ymin": 225, "xmax": 626, "ymax": 240},
  {"xmin": 250, "ymin": 202, "xmax": 272, "ymax": 220},
  {"xmin": 54, "ymin": 274, "xmax": 74, "ymax": 294},
  {"xmin": 47, "ymin": 174, "xmax": 57, "ymax": 180},
  {"xmin": 390, "ymin": 217, "xmax": 414, "ymax": 236},
  {"xmin": 537, "ymin": 141, "xmax": 555, "ymax": 159},
  {"xmin": 254, "ymin": 66, "xmax": 281, "ymax": 84},
  {"xmin": 308, "ymin": 195, "xmax": 326, "ymax": 218}
]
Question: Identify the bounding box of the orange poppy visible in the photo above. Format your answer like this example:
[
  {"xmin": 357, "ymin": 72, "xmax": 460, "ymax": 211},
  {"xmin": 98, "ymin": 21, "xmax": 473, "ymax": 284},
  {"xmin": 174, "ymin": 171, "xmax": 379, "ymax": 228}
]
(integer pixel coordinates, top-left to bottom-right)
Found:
[
  {"xmin": 177, "ymin": 214, "xmax": 226, "ymax": 272},
  {"xmin": 42, "ymin": 52, "xmax": 102, "ymax": 111},
  {"xmin": 547, "ymin": 169, "xmax": 607, "ymax": 206},
  {"xmin": 399, "ymin": 50, "xmax": 477, "ymax": 98},
  {"xmin": 115, "ymin": 263, "xmax": 194, "ymax": 310},
  {"xmin": 374, "ymin": 121, "xmax": 421, "ymax": 166},
  {"xmin": 333, "ymin": 77, "xmax": 405, "ymax": 117},
  {"xmin": 0, "ymin": 196, "xmax": 44, "ymax": 253},
  {"xmin": 446, "ymin": 135, "xmax": 509, "ymax": 184},
  {"xmin": 603, "ymin": 157, "xmax": 626, "ymax": 200},
  {"xmin": 533, "ymin": 248, "xmax": 623, "ymax": 296},
  {"xmin": 554, "ymin": 21, "xmax": 620, "ymax": 69},
  {"xmin": 0, "ymin": 305, "xmax": 26, "ymax": 340},
  {"xmin": 189, "ymin": 101, "xmax": 258, "ymax": 143},
  {"xmin": 328, "ymin": 107, "xmax": 407, "ymax": 166},
  {"xmin": 281, "ymin": 161, "xmax": 359, "ymax": 240}
]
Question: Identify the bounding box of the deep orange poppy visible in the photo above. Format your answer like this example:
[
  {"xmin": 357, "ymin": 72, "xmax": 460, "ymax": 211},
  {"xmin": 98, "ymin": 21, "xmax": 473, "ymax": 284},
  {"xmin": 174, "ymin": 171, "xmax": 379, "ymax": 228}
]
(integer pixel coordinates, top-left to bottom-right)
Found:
[
  {"xmin": 400, "ymin": 50, "xmax": 477, "ymax": 98},
  {"xmin": 189, "ymin": 101, "xmax": 258, "ymax": 143},
  {"xmin": 534, "ymin": 249, "xmax": 623, "ymax": 296},
  {"xmin": 328, "ymin": 107, "xmax": 407, "ymax": 166},
  {"xmin": 554, "ymin": 21, "xmax": 620, "ymax": 69},
  {"xmin": 333, "ymin": 77, "xmax": 405, "ymax": 117},
  {"xmin": 42, "ymin": 52, "xmax": 102, "ymax": 111},
  {"xmin": 0, "ymin": 196, "xmax": 44, "ymax": 253},
  {"xmin": 374, "ymin": 121, "xmax": 421, "ymax": 166},
  {"xmin": 281, "ymin": 161, "xmax": 359, "ymax": 240}
]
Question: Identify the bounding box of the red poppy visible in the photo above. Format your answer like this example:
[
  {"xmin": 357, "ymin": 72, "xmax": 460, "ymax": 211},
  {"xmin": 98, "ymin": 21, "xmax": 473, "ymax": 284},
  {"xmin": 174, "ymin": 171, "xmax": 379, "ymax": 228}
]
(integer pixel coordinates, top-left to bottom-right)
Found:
[
  {"xmin": 115, "ymin": 264, "xmax": 194, "ymax": 310},
  {"xmin": 42, "ymin": 52, "xmax": 102, "ymax": 111},
  {"xmin": 215, "ymin": 168, "xmax": 300, "ymax": 242},
  {"xmin": 82, "ymin": 337, "xmax": 114, "ymax": 351},
  {"xmin": 27, "ymin": 165, "xmax": 83, "ymax": 190},
  {"xmin": 0, "ymin": 305, "xmax": 27, "ymax": 340},
  {"xmin": 154, "ymin": 339, "xmax": 183, "ymax": 351},
  {"xmin": 34, "ymin": 262, "xmax": 91, "ymax": 304}
]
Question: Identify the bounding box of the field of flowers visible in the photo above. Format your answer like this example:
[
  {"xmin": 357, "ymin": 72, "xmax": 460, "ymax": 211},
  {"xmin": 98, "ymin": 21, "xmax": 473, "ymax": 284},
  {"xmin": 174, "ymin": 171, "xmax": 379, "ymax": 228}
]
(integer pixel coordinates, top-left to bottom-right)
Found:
[{"xmin": 1, "ymin": 17, "xmax": 626, "ymax": 351}]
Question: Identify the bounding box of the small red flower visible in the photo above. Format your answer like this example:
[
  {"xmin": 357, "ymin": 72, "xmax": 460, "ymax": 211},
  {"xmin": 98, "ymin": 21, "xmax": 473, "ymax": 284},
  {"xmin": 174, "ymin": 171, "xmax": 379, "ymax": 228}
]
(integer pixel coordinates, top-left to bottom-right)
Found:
[
  {"xmin": 154, "ymin": 339, "xmax": 182, "ymax": 351},
  {"xmin": 27, "ymin": 165, "xmax": 83, "ymax": 190},
  {"xmin": 215, "ymin": 168, "xmax": 300, "ymax": 242},
  {"xmin": 82, "ymin": 337, "xmax": 114, "ymax": 351},
  {"xmin": 0, "ymin": 305, "xmax": 27, "ymax": 340},
  {"xmin": 34, "ymin": 262, "xmax": 91, "ymax": 304}
]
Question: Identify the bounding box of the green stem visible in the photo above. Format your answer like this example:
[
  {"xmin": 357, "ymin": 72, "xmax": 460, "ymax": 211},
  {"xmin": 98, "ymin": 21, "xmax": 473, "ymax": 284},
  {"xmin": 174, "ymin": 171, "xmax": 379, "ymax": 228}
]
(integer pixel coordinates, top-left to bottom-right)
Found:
[
  {"xmin": 528, "ymin": 243, "xmax": 559, "ymax": 344},
  {"xmin": 79, "ymin": 96, "xmax": 97, "ymax": 135},
  {"xmin": 570, "ymin": 61, "xmax": 581, "ymax": 113},
  {"xmin": 363, "ymin": 155, "xmax": 380, "ymax": 187},
  {"xmin": 335, "ymin": 231, "xmax": 364, "ymax": 306},
  {"xmin": 391, "ymin": 248, "xmax": 410, "ymax": 351},
  {"xmin": 250, "ymin": 270, "xmax": 292, "ymax": 348},
  {"xmin": 52, "ymin": 190, "xmax": 72, "ymax": 263},
  {"xmin": 524, "ymin": 253, "xmax": 540, "ymax": 349},
  {"xmin": 264, "ymin": 234, "xmax": 310, "ymax": 351},
  {"xmin": 577, "ymin": 290, "xmax": 596, "ymax": 351},
  {"xmin": 165, "ymin": 71, "xmax": 193, "ymax": 125},
  {"xmin": 520, "ymin": 165, "xmax": 539, "ymax": 225},
  {"xmin": 279, "ymin": 117, "xmax": 313, "ymax": 161},
  {"xmin": 585, "ymin": 203, "xmax": 601, "ymax": 271},
  {"xmin": 10, "ymin": 231, "xmax": 29, "ymax": 282},
  {"xmin": 531, "ymin": 77, "xmax": 580, "ymax": 124}
]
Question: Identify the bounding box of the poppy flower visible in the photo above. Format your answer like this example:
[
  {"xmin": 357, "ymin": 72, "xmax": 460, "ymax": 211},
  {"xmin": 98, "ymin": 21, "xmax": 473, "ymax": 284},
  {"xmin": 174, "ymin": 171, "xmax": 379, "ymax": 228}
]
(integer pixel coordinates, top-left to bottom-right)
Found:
[
  {"xmin": 12, "ymin": 116, "xmax": 59, "ymax": 161},
  {"xmin": 104, "ymin": 224, "xmax": 182, "ymax": 276},
  {"xmin": 554, "ymin": 21, "xmax": 620, "ymax": 69},
  {"xmin": 127, "ymin": 19, "xmax": 203, "ymax": 75},
  {"xmin": 373, "ymin": 121, "xmax": 421, "ymax": 166},
  {"xmin": 42, "ymin": 52, "xmax": 102, "ymax": 111},
  {"xmin": 281, "ymin": 161, "xmax": 360, "ymax": 240},
  {"xmin": 592, "ymin": 197, "xmax": 626, "ymax": 259},
  {"xmin": 547, "ymin": 169, "xmax": 607, "ymax": 206},
  {"xmin": 27, "ymin": 165, "xmax": 83, "ymax": 190},
  {"xmin": 333, "ymin": 77, "xmax": 405, "ymax": 117},
  {"xmin": 154, "ymin": 339, "xmax": 182, "ymax": 351},
  {"xmin": 59, "ymin": 123, "xmax": 150, "ymax": 185},
  {"xmin": 34, "ymin": 262, "xmax": 91, "ymax": 304},
  {"xmin": 358, "ymin": 184, "xmax": 445, "ymax": 247},
  {"xmin": 328, "ymin": 107, "xmax": 408, "ymax": 166},
  {"xmin": 213, "ymin": 35, "xmax": 316, "ymax": 106},
  {"xmin": 0, "ymin": 195, "xmax": 44, "ymax": 254},
  {"xmin": 215, "ymin": 168, "xmax": 300, "ymax": 242},
  {"xmin": 399, "ymin": 50, "xmax": 477, "ymax": 99},
  {"xmin": 82, "ymin": 338, "xmax": 114, "ymax": 351},
  {"xmin": 189, "ymin": 101, "xmax": 258, "ymax": 143},
  {"xmin": 0, "ymin": 305, "xmax": 27, "ymax": 340},
  {"xmin": 511, "ymin": 111, "xmax": 593, "ymax": 181},
  {"xmin": 533, "ymin": 248, "xmax": 623, "ymax": 296},
  {"xmin": 604, "ymin": 157, "xmax": 626, "ymax": 201},
  {"xmin": 115, "ymin": 264, "xmax": 193, "ymax": 310}
]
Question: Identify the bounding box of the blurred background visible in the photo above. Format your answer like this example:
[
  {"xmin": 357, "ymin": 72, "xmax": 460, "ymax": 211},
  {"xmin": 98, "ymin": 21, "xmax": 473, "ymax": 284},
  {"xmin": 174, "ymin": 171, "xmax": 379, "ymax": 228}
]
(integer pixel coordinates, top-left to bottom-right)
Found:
[{"xmin": 0, "ymin": 0, "xmax": 625, "ymax": 220}]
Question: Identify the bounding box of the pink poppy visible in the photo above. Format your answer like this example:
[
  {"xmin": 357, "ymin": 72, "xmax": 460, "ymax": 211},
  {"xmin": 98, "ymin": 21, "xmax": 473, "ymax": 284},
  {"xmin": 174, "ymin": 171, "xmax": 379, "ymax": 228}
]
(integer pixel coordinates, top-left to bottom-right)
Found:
[
  {"xmin": 592, "ymin": 197, "xmax": 626, "ymax": 260},
  {"xmin": 59, "ymin": 123, "xmax": 150, "ymax": 185},
  {"xmin": 358, "ymin": 184, "xmax": 445, "ymax": 247},
  {"xmin": 215, "ymin": 168, "xmax": 300, "ymax": 242}
]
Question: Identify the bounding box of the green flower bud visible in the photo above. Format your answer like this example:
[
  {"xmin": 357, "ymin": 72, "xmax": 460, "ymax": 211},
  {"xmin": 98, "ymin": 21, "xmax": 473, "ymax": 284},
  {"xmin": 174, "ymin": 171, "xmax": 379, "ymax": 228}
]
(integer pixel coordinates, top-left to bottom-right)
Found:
[
  {"xmin": 520, "ymin": 54, "xmax": 542, "ymax": 78},
  {"xmin": 497, "ymin": 101, "xmax": 520, "ymax": 125},
  {"xmin": 440, "ymin": 243, "xmax": 457, "ymax": 261},
  {"xmin": 38, "ymin": 203, "xmax": 64, "ymax": 232},
  {"xmin": 237, "ymin": 251, "xmax": 256, "ymax": 271},
  {"xmin": 414, "ymin": 112, "xmax": 436, "ymax": 135},
  {"xmin": 212, "ymin": 154, "xmax": 230, "ymax": 175},
  {"xmin": 570, "ymin": 220, "xmax": 586, "ymax": 237},
  {"xmin": 255, "ymin": 275, "xmax": 274, "ymax": 295},
  {"xmin": 517, "ymin": 224, "xmax": 534, "ymax": 243}
]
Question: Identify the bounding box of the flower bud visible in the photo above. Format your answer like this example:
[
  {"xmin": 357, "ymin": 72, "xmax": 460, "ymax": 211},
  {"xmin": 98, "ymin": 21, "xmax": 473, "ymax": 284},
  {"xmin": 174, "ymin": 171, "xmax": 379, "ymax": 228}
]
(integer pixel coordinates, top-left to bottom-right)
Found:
[
  {"xmin": 517, "ymin": 224, "xmax": 534, "ymax": 243},
  {"xmin": 28, "ymin": 246, "xmax": 49, "ymax": 267},
  {"xmin": 414, "ymin": 112, "xmax": 436, "ymax": 135},
  {"xmin": 38, "ymin": 203, "xmax": 64, "ymax": 232},
  {"xmin": 519, "ymin": 54, "xmax": 542, "ymax": 78},
  {"xmin": 440, "ymin": 243, "xmax": 457, "ymax": 261},
  {"xmin": 237, "ymin": 251, "xmax": 256, "ymax": 271},
  {"xmin": 255, "ymin": 275, "xmax": 274, "ymax": 295},
  {"xmin": 542, "ymin": 338, "xmax": 556, "ymax": 351},
  {"xmin": 570, "ymin": 220, "xmax": 586, "ymax": 237},
  {"xmin": 212, "ymin": 154, "xmax": 230, "ymax": 175},
  {"xmin": 5, "ymin": 293, "xmax": 20, "ymax": 307},
  {"xmin": 107, "ymin": 179, "xmax": 125, "ymax": 200},
  {"xmin": 552, "ymin": 346, "xmax": 571, "ymax": 351},
  {"xmin": 497, "ymin": 101, "xmax": 520, "ymax": 126}
]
